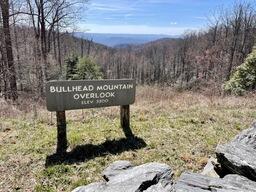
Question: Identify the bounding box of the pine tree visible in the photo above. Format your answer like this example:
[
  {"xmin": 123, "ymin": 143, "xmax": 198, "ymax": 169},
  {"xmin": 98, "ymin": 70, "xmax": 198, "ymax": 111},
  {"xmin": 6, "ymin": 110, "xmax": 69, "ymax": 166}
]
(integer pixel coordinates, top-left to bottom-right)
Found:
[
  {"xmin": 65, "ymin": 56, "xmax": 102, "ymax": 80},
  {"xmin": 65, "ymin": 55, "xmax": 78, "ymax": 80},
  {"xmin": 224, "ymin": 47, "xmax": 256, "ymax": 95},
  {"xmin": 74, "ymin": 57, "xmax": 102, "ymax": 80}
]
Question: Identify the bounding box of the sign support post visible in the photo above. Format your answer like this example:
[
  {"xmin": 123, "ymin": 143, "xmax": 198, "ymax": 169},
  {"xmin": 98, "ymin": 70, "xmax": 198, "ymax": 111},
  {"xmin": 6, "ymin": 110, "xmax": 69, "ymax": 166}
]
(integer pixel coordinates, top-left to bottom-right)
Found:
[
  {"xmin": 120, "ymin": 105, "xmax": 134, "ymax": 138},
  {"xmin": 46, "ymin": 79, "xmax": 136, "ymax": 153},
  {"xmin": 56, "ymin": 111, "xmax": 68, "ymax": 154}
]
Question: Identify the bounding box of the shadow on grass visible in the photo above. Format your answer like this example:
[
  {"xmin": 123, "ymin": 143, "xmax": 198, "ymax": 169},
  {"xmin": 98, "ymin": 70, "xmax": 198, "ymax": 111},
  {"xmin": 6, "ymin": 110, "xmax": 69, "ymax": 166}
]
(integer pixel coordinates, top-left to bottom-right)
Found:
[{"xmin": 45, "ymin": 136, "xmax": 146, "ymax": 167}]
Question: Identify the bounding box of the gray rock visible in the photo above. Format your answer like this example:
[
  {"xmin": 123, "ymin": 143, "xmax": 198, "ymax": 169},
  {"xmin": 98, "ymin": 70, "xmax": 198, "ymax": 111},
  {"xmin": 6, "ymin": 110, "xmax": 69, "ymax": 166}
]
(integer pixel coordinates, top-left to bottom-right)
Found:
[
  {"xmin": 102, "ymin": 160, "xmax": 133, "ymax": 181},
  {"xmin": 173, "ymin": 172, "xmax": 256, "ymax": 192},
  {"xmin": 173, "ymin": 172, "xmax": 212, "ymax": 192},
  {"xmin": 72, "ymin": 182, "xmax": 106, "ymax": 192},
  {"xmin": 144, "ymin": 178, "xmax": 173, "ymax": 192},
  {"xmin": 216, "ymin": 122, "xmax": 256, "ymax": 181},
  {"xmin": 201, "ymin": 157, "xmax": 219, "ymax": 178},
  {"xmin": 72, "ymin": 161, "xmax": 174, "ymax": 192}
]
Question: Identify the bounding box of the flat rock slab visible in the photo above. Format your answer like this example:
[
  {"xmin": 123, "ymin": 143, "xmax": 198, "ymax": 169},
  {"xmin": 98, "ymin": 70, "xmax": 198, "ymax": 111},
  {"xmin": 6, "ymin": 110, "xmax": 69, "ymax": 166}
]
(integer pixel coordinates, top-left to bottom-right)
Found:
[
  {"xmin": 216, "ymin": 122, "xmax": 256, "ymax": 181},
  {"xmin": 102, "ymin": 160, "xmax": 133, "ymax": 181},
  {"xmin": 72, "ymin": 161, "xmax": 173, "ymax": 192},
  {"xmin": 173, "ymin": 172, "xmax": 256, "ymax": 192}
]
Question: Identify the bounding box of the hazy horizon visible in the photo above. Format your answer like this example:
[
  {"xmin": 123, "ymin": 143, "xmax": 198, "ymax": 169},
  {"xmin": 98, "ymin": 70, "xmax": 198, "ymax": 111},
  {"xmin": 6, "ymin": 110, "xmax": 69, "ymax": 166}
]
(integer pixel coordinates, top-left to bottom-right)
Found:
[
  {"xmin": 74, "ymin": 32, "xmax": 179, "ymax": 36},
  {"xmin": 74, "ymin": 32, "xmax": 178, "ymax": 47}
]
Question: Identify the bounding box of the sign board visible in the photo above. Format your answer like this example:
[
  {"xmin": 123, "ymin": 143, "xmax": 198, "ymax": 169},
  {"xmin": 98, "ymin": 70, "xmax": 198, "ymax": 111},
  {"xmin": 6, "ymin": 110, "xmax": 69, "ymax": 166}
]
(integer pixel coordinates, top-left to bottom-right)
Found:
[{"xmin": 46, "ymin": 79, "xmax": 136, "ymax": 111}]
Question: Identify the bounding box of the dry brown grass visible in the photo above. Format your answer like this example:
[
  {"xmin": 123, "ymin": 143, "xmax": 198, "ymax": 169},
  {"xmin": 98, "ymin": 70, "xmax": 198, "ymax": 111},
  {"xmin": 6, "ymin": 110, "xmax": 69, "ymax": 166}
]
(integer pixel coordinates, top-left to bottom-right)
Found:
[{"xmin": 0, "ymin": 86, "xmax": 256, "ymax": 191}]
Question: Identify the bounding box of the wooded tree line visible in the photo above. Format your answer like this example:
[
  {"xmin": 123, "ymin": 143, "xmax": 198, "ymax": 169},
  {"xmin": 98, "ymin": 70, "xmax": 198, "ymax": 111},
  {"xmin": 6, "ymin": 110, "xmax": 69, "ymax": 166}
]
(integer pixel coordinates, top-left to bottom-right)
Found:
[
  {"xmin": 94, "ymin": 2, "xmax": 256, "ymax": 90},
  {"xmin": 62, "ymin": 2, "xmax": 256, "ymax": 92},
  {"xmin": 0, "ymin": 1, "xmax": 256, "ymax": 101},
  {"xmin": 0, "ymin": 0, "xmax": 89, "ymax": 101}
]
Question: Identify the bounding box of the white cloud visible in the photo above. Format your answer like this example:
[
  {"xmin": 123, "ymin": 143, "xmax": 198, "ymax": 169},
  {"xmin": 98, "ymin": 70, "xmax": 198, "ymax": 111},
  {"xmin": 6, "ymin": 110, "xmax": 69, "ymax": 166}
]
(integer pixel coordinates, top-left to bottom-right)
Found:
[
  {"xmin": 193, "ymin": 16, "xmax": 208, "ymax": 20},
  {"xmin": 170, "ymin": 22, "xmax": 178, "ymax": 25},
  {"xmin": 135, "ymin": 0, "xmax": 181, "ymax": 4},
  {"xmin": 89, "ymin": 2, "xmax": 137, "ymax": 12},
  {"xmin": 77, "ymin": 23, "xmax": 198, "ymax": 35},
  {"xmin": 103, "ymin": 17, "xmax": 116, "ymax": 20}
]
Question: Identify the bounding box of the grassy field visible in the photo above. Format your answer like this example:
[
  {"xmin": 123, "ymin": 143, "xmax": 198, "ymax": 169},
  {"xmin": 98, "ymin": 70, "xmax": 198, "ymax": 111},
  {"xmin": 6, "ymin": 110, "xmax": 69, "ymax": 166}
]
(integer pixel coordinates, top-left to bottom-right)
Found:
[{"xmin": 0, "ymin": 87, "xmax": 256, "ymax": 191}]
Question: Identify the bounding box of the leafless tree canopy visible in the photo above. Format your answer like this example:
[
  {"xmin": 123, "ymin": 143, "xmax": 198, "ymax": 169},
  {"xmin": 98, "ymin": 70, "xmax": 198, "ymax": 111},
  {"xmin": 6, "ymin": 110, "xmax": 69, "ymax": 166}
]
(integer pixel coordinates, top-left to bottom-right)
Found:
[{"xmin": 0, "ymin": 1, "xmax": 256, "ymax": 100}]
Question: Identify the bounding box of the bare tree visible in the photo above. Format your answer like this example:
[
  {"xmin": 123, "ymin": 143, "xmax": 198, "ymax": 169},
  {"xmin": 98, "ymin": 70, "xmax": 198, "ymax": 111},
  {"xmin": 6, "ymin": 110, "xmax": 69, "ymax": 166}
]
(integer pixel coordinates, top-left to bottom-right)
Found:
[{"xmin": 0, "ymin": 0, "xmax": 18, "ymax": 101}]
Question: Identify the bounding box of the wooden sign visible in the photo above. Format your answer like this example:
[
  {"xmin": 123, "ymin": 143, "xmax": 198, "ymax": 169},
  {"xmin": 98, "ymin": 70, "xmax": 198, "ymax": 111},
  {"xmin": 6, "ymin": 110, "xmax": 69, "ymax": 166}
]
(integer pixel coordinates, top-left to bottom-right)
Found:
[
  {"xmin": 45, "ymin": 79, "xmax": 136, "ymax": 154},
  {"xmin": 46, "ymin": 79, "xmax": 136, "ymax": 111}
]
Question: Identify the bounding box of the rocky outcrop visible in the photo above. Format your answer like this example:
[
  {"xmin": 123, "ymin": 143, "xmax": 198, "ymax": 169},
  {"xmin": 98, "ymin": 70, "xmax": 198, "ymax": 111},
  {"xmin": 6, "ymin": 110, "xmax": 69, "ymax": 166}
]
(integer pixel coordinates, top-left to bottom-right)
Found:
[
  {"xmin": 73, "ymin": 122, "xmax": 256, "ymax": 192},
  {"xmin": 72, "ymin": 161, "xmax": 173, "ymax": 192},
  {"xmin": 173, "ymin": 172, "xmax": 256, "ymax": 192},
  {"xmin": 216, "ymin": 122, "xmax": 256, "ymax": 181}
]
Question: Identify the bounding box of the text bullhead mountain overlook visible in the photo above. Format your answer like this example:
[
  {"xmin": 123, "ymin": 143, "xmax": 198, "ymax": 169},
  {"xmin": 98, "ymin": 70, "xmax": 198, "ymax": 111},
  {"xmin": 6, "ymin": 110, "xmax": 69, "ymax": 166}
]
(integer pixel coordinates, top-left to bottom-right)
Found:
[{"xmin": 46, "ymin": 79, "xmax": 136, "ymax": 111}]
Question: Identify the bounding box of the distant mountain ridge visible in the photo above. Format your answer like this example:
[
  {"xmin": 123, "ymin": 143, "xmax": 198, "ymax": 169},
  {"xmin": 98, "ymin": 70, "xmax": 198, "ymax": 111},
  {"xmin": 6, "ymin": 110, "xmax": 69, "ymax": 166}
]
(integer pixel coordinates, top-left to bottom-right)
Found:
[{"xmin": 73, "ymin": 32, "xmax": 179, "ymax": 47}]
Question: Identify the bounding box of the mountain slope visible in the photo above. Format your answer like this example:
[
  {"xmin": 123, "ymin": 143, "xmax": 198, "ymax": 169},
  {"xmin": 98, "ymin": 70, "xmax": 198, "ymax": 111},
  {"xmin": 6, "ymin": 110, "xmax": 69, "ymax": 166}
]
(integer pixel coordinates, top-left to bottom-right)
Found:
[{"xmin": 73, "ymin": 32, "xmax": 179, "ymax": 47}]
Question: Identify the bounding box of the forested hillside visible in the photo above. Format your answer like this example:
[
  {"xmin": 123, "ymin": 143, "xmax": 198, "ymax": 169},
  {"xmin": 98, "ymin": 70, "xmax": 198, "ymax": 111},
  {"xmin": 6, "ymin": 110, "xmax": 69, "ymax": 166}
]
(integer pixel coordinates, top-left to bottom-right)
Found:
[
  {"xmin": 1, "ymin": 1, "xmax": 256, "ymax": 101},
  {"xmin": 94, "ymin": 2, "xmax": 256, "ymax": 89}
]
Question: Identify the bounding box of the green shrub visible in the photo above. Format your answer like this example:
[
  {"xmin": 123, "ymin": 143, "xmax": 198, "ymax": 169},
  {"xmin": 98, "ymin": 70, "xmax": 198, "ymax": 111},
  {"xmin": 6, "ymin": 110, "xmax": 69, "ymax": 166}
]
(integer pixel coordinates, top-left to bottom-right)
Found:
[
  {"xmin": 65, "ymin": 56, "xmax": 102, "ymax": 80},
  {"xmin": 224, "ymin": 47, "xmax": 256, "ymax": 95},
  {"xmin": 73, "ymin": 57, "xmax": 103, "ymax": 80},
  {"xmin": 65, "ymin": 55, "xmax": 78, "ymax": 80}
]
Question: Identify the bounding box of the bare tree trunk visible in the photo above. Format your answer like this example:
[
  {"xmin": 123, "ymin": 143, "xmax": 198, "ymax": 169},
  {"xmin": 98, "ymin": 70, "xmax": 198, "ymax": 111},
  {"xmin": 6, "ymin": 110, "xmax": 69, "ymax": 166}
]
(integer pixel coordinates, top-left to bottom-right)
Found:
[
  {"xmin": 57, "ymin": 20, "xmax": 62, "ymax": 73},
  {"xmin": 11, "ymin": 1, "xmax": 22, "ymax": 91},
  {"xmin": 40, "ymin": 0, "xmax": 48, "ymax": 90},
  {"xmin": 81, "ymin": 40, "xmax": 84, "ymax": 57},
  {"xmin": 226, "ymin": 4, "xmax": 243, "ymax": 80},
  {"xmin": 0, "ymin": 0, "xmax": 18, "ymax": 101}
]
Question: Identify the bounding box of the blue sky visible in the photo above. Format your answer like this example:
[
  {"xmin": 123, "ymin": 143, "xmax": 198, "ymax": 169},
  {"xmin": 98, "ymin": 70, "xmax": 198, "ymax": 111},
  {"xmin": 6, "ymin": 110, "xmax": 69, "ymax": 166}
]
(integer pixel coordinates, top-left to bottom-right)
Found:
[{"xmin": 77, "ymin": 0, "xmax": 246, "ymax": 35}]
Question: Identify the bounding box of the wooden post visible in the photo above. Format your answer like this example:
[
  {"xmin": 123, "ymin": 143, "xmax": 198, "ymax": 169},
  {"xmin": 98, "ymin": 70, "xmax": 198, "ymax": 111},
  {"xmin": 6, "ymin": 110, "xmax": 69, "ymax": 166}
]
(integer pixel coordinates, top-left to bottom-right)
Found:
[
  {"xmin": 120, "ymin": 105, "xmax": 134, "ymax": 138},
  {"xmin": 56, "ymin": 111, "xmax": 68, "ymax": 154}
]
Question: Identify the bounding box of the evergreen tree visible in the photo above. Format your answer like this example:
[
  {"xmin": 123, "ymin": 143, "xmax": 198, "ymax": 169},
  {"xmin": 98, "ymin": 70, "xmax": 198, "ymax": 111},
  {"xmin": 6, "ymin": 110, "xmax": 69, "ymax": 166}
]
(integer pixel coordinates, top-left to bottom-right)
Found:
[
  {"xmin": 224, "ymin": 47, "xmax": 256, "ymax": 95},
  {"xmin": 65, "ymin": 55, "xmax": 78, "ymax": 80},
  {"xmin": 65, "ymin": 56, "xmax": 102, "ymax": 80},
  {"xmin": 74, "ymin": 57, "xmax": 103, "ymax": 80}
]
